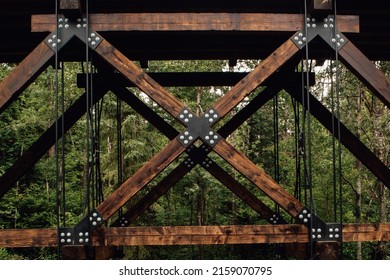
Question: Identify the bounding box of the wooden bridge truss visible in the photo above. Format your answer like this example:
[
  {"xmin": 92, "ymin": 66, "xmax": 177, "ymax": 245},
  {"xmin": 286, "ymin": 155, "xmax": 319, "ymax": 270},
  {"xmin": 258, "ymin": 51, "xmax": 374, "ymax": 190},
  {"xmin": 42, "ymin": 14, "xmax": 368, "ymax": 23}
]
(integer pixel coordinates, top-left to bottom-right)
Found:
[{"xmin": 0, "ymin": 0, "xmax": 389, "ymax": 258}]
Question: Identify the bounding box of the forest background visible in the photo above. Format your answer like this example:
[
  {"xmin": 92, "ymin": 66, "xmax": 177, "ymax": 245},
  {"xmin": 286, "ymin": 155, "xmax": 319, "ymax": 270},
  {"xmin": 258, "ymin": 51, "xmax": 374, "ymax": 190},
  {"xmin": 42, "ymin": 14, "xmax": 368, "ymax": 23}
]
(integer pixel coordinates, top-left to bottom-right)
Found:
[{"xmin": 0, "ymin": 58, "xmax": 388, "ymax": 260}]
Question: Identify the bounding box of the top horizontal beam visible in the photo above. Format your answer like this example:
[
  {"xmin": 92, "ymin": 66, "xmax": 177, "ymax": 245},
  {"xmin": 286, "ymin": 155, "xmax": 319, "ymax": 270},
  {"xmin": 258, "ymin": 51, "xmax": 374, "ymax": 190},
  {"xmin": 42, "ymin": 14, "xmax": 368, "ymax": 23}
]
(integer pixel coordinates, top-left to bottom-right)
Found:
[{"xmin": 31, "ymin": 13, "xmax": 359, "ymax": 33}]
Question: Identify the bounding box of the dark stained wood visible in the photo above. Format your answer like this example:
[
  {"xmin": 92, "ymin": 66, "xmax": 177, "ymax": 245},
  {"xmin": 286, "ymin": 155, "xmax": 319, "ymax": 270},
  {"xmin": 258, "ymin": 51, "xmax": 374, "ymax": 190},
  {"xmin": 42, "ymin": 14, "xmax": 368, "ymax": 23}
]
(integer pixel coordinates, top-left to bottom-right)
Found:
[
  {"xmin": 213, "ymin": 38, "xmax": 299, "ymax": 117},
  {"xmin": 0, "ymin": 41, "xmax": 54, "ymax": 114},
  {"xmin": 0, "ymin": 228, "xmax": 57, "ymax": 248},
  {"xmin": 286, "ymin": 85, "xmax": 390, "ymax": 187},
  {"xmin": 339, "ymin": 40, "xmax": 390, "ymax": 107},
  {"xmin": 94, "ymin": 38, "xmax": 185, "ymax": 118},
  {"xmin": 78, "ymin": 72, "xmax": 312, "ymax": 88},
  {"xmin": 214, "ymin": 139, "xmax": 304, "ymax": 218},
  {"xmin": 0, "ymin": 224, "xmax": 389, "ymax": 247},
  {"xmin": 96, "ymin": 139, "xmax": 186, "ymax": 219},
  {"xmin": 0, "ymin": 88, "xmax": 108, "ymax": 198},
  {"xmin": 31, "ymin": 13, "xmax": 359, "ymax": 33}
]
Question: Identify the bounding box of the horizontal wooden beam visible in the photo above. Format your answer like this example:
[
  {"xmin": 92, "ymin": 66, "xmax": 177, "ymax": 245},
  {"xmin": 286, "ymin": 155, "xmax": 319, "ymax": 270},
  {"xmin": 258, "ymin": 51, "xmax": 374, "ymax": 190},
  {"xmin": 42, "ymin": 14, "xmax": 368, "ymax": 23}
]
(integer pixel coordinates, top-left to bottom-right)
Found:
[
  {"xmin": 77, "ymin": 72, "xmax": 315, "ymax": 88},
  {"xmin": 31, "ymin": 13, "xmax": 359, "ymax": 33},
  {"xmin": 0, "ymin": 224, "xmax": 389, "ymax": 248}
]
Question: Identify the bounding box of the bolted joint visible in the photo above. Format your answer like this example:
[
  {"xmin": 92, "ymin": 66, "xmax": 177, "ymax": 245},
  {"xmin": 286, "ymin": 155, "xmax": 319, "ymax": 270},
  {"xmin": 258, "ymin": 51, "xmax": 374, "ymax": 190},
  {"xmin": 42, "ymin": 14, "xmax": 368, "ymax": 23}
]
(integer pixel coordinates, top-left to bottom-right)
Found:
[
  {"xmin": 87, "ymin": 32, "xmax": 102, "ymax": 49},
  {"xmin": 201, "ymin": 130, "xmax": 221, "ymax": 147},
  {"xmin": 177, "ymin": 129, "xmax": 196, "ymax": 147},
  {"xmin": 269, "ymin": 213, "xmax": 281, "ymax": 224},
  {"xmin": 292, "ymin": 31, "xmax": 307, "ymax": 48},
  {"xmin": 177, "ymin": 108, "xmax": 195, "ymax": 126},
  {"xmin": 203, "ymin": 108, "xmax": 221, "ymax": 126},
  {"xmin": 296, "ymin": 206, "xmax": 312, "ymax": 225},
  {"xmin": 120, "ymin": 216, "xmax": 129, "ymax": 227},
  {"xmin": 58, "ymin": 228, "xmax": 74, "ymax": 246},
  {"xmin": 200, "ymin": 157, "xmax": 213, "ymax": 169}
]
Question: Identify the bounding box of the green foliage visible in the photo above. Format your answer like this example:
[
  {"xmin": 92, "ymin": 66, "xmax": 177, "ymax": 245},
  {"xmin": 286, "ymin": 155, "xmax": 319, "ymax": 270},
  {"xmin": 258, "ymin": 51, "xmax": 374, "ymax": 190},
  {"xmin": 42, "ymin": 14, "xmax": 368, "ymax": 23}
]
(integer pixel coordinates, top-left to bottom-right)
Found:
[{"xmin": 0, "ymin": 59, "xmax": 388, "ymax": 260}]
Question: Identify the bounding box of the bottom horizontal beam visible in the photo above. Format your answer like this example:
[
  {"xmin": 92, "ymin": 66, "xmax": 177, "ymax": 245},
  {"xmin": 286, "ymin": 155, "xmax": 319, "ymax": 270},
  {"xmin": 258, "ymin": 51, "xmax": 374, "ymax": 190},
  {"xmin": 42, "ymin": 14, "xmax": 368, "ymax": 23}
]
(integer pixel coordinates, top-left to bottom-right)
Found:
[{"xmin": 0, "ymin": 224, "xmax": 389, "ymax": 248}]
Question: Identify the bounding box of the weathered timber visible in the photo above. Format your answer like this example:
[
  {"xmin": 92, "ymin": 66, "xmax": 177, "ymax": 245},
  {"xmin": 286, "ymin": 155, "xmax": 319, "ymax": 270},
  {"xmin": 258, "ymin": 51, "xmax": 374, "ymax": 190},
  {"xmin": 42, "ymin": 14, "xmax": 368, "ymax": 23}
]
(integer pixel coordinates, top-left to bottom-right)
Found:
[
  {"xmin": 0, "ymin": 41, "xmax": 54, "ymax": 114},
  {"xmin": 286, "ymin": 85, "xmax": 390, "ymax": 188},
  {"xmin": 77, "ymin": 72, "xmax": 314, "ymax": 88},
  {"xmin": 31, "ymin": 13, "xmax": 359, "ymax": 33},
  {"xmin": 96, "ymin": 139, "xmax": 185, "ymax": 219},
  {"xmin": 1, "ymin": 224, "xmax": 389, "ymax": 248},
  {"xmin": 213, "ymin": 139, "xmax": 304, "ymax": 217},
  {"xmin": 0, "ymin": 88, "xmax": 108, "ymax": 198},
  {"xmin": 94, "ymin": 38, "xmax": 185, "ymax": 117},
  {"xmin": 213, "ymin": 38, "xmax": 299, "ymax": 117},
  {"xmin": 339, "ymin": 40, "xmax": 390, "ymax": 107}
]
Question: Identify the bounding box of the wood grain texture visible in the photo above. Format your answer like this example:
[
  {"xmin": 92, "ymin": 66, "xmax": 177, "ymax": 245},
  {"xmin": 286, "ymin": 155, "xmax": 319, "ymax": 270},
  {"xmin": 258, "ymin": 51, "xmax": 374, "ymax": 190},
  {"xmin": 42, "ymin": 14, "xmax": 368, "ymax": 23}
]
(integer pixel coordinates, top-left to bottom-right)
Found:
[
  {"xmin": 94, "ymin": 38, "xmax": 185, "ymax": 117},
  {"xmin": 213, "ymin": 38, "xmax": 299, "ymax": 117},
  {"xmin": 0, "ymin": 41, "xmax": 54, "ymax": 114},
  {"xmin": 339, "ymin": 40, "xmax": 390, "ymax": 107},
  {"xmin": 214, "ymin": 139, "xmax": 303, "ymax": 217},
  {"xmin": 32, "ymin": 13, "xmax": 359, "ymax": 33},
  {"xmin": 1, "ymin": 224, "xmax": 389, "ymax": 247}
]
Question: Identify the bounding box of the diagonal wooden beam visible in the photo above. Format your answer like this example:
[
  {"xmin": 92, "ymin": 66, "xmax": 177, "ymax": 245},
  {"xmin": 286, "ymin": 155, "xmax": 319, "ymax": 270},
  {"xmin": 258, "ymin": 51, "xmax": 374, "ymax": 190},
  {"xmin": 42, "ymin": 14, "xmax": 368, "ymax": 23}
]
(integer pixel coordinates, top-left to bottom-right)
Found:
[
  {"xmin": 31, "ymin": 13, "xmax": 359, "ymax": 33},
  {"xmin": 212, "ymin": 38, "xmax": 300, "ymax": 117},
  {"xmin": 96, "ymin": 139, "xmax": 185, "ymax": 220},
  {"xmin": 286, "ymin": 85, "xmax": 390, "ymax": 188},
  {"xmin": 93, "ymin": 38, "xmax": 186, "ymax": 118},
  {"xmin": 110, "ymin": 86, "xmax": 284, "ymax": 226},
  {"xmin": 0, "ymin": 41, "xmax": 54, "ymax": 114},
  {"xmin": 0, "ymin": 87, "xmax": 109, "ymax": 198},
  {"xmin": 1, "ymin": 223, "xmax": 389, "ymax": 247},
  {"xmin": 213, "ymin": 139, "xmax": 304, "ymax": 217},
  {"xmin": 339, "ymin": 40, "xmax": 390, "ymax": 107}
]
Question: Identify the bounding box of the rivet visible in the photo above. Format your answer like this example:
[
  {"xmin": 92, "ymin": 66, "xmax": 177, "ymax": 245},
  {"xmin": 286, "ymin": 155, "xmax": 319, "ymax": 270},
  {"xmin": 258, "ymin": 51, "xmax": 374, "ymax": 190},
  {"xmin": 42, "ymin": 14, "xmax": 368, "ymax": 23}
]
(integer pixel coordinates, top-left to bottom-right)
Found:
[
  {"xmin": 79, "ymin": 232, "xmax": 84, "ymax": 237},
  {"xmin": 77, "ymin": 18, "xmax": 82, "ymax": 23},
  {"xmin": 335, "ymin": 228, "xmax": 339, "ymax": 232},
  {"xmin": 209, "ymin": 118, "xmax": 214, "ymax": 123},
  {"xmin": 188, "ymin": 114, "xmax": 193, "ymax": 118},
  {"xmin": 205, "ymin": 136, "xmax": 210, "ymax": 140},
  {"xmin": 184, "ymin": 118, "xmax": 189, "ymax": 123},
  {"xmin": 210, "ymin": 140, "xmax": 215, "ymax": 144},
  {"xmin": 340, "ymin": 38, "xmax": 345, "ymax": 43},
  {"xmin": 58, "ymin": 24, "xmax": 63, "ymax": 29},
  {"xmin": 67, "ymin": 232, "xmax": 71, "ymax": 237},
  {"xmin": 61, "ymin": 239, "xmax": 65, "ymax": 243},
  {"xmin": 79, "ymin": 239, "xmax": 84, "ymax": 243},
  {"xmin": 209, "ymin": 109, "xmax": 214, "ymax": 114},
  {"xmin": 67, "ymin": 239, "xmax": 72, "ymax": 243},
  {"xmin": 324, "ymin": 24, "xmax": 328, "ymax": 28},
  {"xmin": 330, "ymin": 24, "xmax": 334, "ymax": 28},
  {"xmin": 91, "ymin": 33, "xmax": 96, "ymax": 37},
  {"xmin": 85, "ymin": 238, "xmax": 89, "ymax": 243},
  {"xmin": 299, "ymin": 214, "xmax": 303, "ymax": 219},
  {"xmin": 97, "ymin": 217, "xmax": 102, "ymax": 222},
  {"xmin": 189, "ymin": 136, "xmax": 193, "ymax": 141},
  {"xmin": 52, "ymin": 43, "xmax": 57, "ymax": 48},
  {"xmin": 294, "ymin": 36, "xmax": 299, "ymax": 41},
  {"xmin": 329, "ymin": 228, "xmax": 334, "ymax": 233},
  {"xmin": 92, "ymin": 221, "xmax": 97, "ymax": 226},
  {"xmin": 184, "ymin": 140, "xmax": 189, "ymax": 145},
  {"xmin": 184, "ymin": 131, "xmax": 189, "ymax": 136},
  {"xmin": 312, "ymin": 235, "xmax": 316, "ymax": 239},
  {"xmin": 60, "ymin": 232, "xmax": 65, "ymax": 237},
  {"xmin": 59, "ymin": 18, "xmax": 64, "ymax": 23},
  {"xmin": 311, "ymin": 18, "xmax": 316, "ymax": 22},
  {"xmin": 303, "ymin": 218, "xmax": 308, "ymax": 223},
  {"xmin": 303, "ymin": 210, "xmax": 307, "ymax": 214},
  {"xmin": 329, "ymin": 234, "xmax": 334, "ymax": 238},
  {"xmin": 85, "ymin": 232, "xmax": 89, "ymax": 236},
  {"xmin": 213, "ymin": 114, "xmax": 218, "ymax": 119},
  {"xmin": 307, "ymin": 23, "xmax": 311, "ymax": 28},
  {"xmin": 91, "ymin": 41, "xmax": 96, "ymax": 46},
  {"xmin": 332, "ymin": 38, "xmax": 336, "ymax": 43},
  {"xmin": 180, "ymin": 135, "xmax": 185, "ymax": 140},
  {"xmin": 298, "ymin": 41, "xmax": 303, "ymax": 45},
  {"xmin": 312, "ymin": 24, "xmax": 316, "ymax": 28},
  {"xmin": 335, "ymin": 234, "xmax": 340, "ymax": 238},
  {"xmin": 312, "ymin": 228, "xmax": 316, "ymax": 233},
  {"xmin": 298, "ymin": 32, "xmax": 303, "ymax": 37},
  {"xmin": 64, "ymin": 18, "xmax": 69, "ymax": 23},
  {"xmin": 205, "ymin": 113, "xmax": 209, "ymax": 118},
  {"xmin": 184, "ymin": 109, "xmax": 188, "ymax": 114},
  {"xmin": 179, "ymin": 114, "xmax": 184, "ymax": 119},
  {"xmin": 65, "ymin": 24, "xmax": 69, "ymax": 29},
  {"xmin": 214, "ymin": 135, "xmax": 218, "ymax": 140},
  {"xmin": 93, "ymin": 213, "xmax": 98, "ymax": 217},
  {"xmin": 209, "ymin": 131, "xmax": 214, "ymax": 135},
  {"xmin": 317, "ymin": 234, "xmax": 322, "ymax": 239},
  {"xmin": 317, "ymin": 228, "xmax": 322, "ymax": 233}
]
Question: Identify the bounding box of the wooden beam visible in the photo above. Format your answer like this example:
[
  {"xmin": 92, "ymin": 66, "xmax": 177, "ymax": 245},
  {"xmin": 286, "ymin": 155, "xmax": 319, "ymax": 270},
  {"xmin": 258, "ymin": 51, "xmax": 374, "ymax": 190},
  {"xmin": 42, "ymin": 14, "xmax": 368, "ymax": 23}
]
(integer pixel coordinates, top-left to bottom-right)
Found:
[
  {"xmin": 77, "ymin": 72, "xmax": 314, "ymax": 88},
  {"xmin": 213, "ymin": 38, "xmax": 300, "ymax": 117},
  {"xmin": 0, "ymin": 41, "xmax": 54, "ymax": 114},
  {"xmin": 31, "ymin": 13, "xmax": 359, "ymax": 33},
  {"xmin": 286, "ymin": 85, "xmax": 390, "ymax": 188},
  {"xmin": 94, "ymin": 38, "xmax": 186, "ymax": 118},
  {"xmin": 339, "ymin": 40, "xmax": 390, "ymax": 107},
  {"xmin": 1, "ymin": 224, "xmax": 389, "ymax": 247},
  {"xmin": 96, "ymin": 139, "xmax": 185, "ymax": 219},
  {"xmin": 214, "ymin": 139, "xmax": 304, "ymax": 218},
  {"xmin": 0, "ymin": 88, "xmax": 108, "ymax": 198}
]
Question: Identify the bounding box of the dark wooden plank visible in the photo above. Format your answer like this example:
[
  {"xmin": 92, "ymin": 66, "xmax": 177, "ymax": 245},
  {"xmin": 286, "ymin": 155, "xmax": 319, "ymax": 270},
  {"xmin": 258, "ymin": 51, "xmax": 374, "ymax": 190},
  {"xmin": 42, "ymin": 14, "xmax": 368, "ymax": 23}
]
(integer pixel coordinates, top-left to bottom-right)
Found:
[
  {"xmin": 78, "ymin": 72, "xmax": 311, "ymax": 88},
  {"xmin": 31, "ymin": 13, "xmax": 359, "ymax": 33},
  {"xmin": 0, "ymin": 229, "xmax": 57, "ymax": 248},
  {"xmin": 0, "ymin": 88, "xmax": 108, "ymax": 198},
  {"xmin": 0, "ymin": 41, "xmax": 54, "ymax": 114},
  {"xmin": 94, "ymin": 38, "xmax": 185, "ymax": 117},
  {"xmin": 214, "ymin": 139, "xmax": 304, "ymax": 218},
  {"xmin": 213, "ymin": 38, "xmax": 299, "ymax": 117},
  {"xmin": 339, "ymin": 40, "xmax": 390, "ymax": 107},
  {"xmin": 0, "ymin": 224, "xmax": 389, "ymax": 247},
  {"xmin": 96, "ymin": 139, "xmax": 185, "ymax": 219},
  {"xmin": 286, "ymin": 85, "xmax": 390, "ymax": 187}
]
